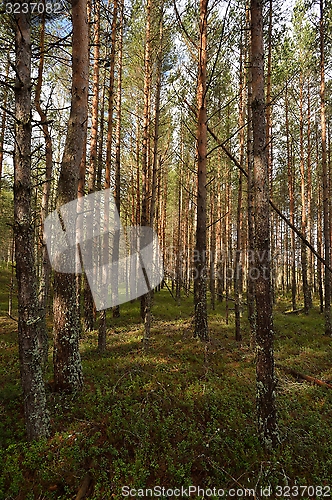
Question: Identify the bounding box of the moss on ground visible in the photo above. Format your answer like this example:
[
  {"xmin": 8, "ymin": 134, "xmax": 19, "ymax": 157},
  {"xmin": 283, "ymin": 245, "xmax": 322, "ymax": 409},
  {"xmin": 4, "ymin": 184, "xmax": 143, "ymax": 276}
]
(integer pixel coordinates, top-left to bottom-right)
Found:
[{"xmin": 1, "ymin": 266, "xmax": 332, "ymax": 499}]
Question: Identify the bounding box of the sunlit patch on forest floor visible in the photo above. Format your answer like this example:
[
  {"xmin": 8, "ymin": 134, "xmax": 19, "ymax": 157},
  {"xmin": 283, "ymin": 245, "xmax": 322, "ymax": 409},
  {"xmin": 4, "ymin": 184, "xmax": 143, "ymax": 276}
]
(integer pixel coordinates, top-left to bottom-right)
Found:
[{"xmin": 1, "ymin": 267, "xmax": 332, "ymax": 499}]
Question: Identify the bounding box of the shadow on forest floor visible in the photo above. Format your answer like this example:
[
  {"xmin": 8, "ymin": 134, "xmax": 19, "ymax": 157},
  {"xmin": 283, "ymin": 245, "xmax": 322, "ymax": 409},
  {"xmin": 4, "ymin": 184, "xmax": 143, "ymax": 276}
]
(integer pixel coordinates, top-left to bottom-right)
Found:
[{"xmin": 1, "ymin": 265, "xmax": 332, "ymax": 499}]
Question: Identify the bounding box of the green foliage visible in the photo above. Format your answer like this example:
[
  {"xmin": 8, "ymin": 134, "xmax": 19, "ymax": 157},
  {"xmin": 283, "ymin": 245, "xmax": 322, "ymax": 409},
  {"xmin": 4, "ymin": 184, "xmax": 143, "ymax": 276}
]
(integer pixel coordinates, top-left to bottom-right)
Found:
[{"xmin": 1, "ymin": 266, "xmax": 332, "ymax": 497}]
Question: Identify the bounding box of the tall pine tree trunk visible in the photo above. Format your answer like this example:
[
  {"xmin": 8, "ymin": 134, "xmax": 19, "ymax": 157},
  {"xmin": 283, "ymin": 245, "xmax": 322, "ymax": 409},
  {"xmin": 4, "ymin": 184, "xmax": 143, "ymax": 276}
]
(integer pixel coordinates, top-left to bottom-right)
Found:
[
  {"xmin": 251, "ymin": 0, "xmax": 278, "ymax": 449},
  {"xmin": 98, "ymin": 0, "xmax": 118, "ymax": 347},
  {"xmin": 235, "ymin": 24, "xmax": 245, "ymax": 342},
  {"xmin": 141, "ymin": 0, "xmax": 152, "ymax": 347},
  {"xmin": 84, "ymin": 0, "xmax": 100, "ymax": 332},
  {"xmin": 299, "ymin": 71, "xmax": 311, "ymax": 313},
  {"xmin": 14, "ymin": 6, "xmax": 49, "ymax": 439},
  {"xmin": 112, "ymin": 0, "xmax": 124, "ymax": 318},
  {"xmin": 194, "ymin": 0, "xmax": 209, "ymax": 341},
  {"xmin": 320, "ymin": 0, "xmax": 331, "ymax": 336},
  {"xmin": 285, "ymin": 83, "xmax": 297, "ymax": 311},
  {"xmin": 53, "ymin": 0, "xmax": 89, "ymax": 392},
  {"xmin": 35, "ymin": 9, "xmax": 53, "ymax": 368},
  {"xmin": 0, "ymin": 58, "xmax": 9, "ymax": 194},
  {"xmin": 246, "ymin": 0, "xmax": 256, "ymax": 341}
]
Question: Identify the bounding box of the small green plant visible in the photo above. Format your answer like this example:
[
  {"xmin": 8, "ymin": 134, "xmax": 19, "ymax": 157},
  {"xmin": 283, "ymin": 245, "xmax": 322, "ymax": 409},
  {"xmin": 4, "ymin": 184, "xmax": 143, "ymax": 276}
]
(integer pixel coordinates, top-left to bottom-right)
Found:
[{"xmin": 1, "ymin": 277, "xmax": 332, "ymax": 498}]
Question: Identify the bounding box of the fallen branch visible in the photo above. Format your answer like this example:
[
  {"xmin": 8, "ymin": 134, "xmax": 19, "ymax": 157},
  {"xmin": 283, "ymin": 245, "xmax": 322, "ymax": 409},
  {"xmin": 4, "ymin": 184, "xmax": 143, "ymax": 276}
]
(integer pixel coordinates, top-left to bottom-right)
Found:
[
  {"xmin": 276, "ymin": 363, "xmax": 332, "ymax": 389},
  {"xmin": 283, "ymin": 308, "xmax": 304, "ymax": 315},
  {"xmin": 7, "ymin": 313, "xmax": 18, "ymax": 323}
]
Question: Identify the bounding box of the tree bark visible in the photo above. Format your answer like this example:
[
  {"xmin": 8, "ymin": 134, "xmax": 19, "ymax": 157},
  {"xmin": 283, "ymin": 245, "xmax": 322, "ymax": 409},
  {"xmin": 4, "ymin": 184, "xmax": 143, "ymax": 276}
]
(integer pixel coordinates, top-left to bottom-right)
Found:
[
  {"xmin": 35, "ymin": 7, "xmax": 53, "ymax": 368},
  {"xmin": 84, "ymin": 0, "xmax": 101, "ymax": 332},
  {"xmin": 299, "ymin": 71, "xmax": 311, "ymax": 313},
  {"xmin": 251, "ymin": 0, "xmax": 278, "ymax": 449},
  {"xmin": 14, "ymin": 5, "xmax": 49, "ymax": 439},
  {"xmin": 0, "ymin": 58, "xmax": 9, "ymax": 194},
  {"xmin": 235, "ymin": 24, "xmax": 245, "ymax": 342},
  {"xmin": 246, "ymin": 0, "xmax": 256, "ymax": 341},
  {"xmin": 105, "ymin": 0, "xmax": 118, "ymax": 192},
  {"xmin": 194, "ymin": 0, "xmax": 209, "ymax": 341},
  {"xmin": 53, "ymin": 0, "xmax": 89, "ymax": 392},
  {"xmin": 98, "ymin": 0, "xmax": 118, "ymax": 348},
  {"xmin": 112, "ymin": 0, "xmax": 124, "ymax": 319},
  {"xmin": 140, "ymin": 0, "xmax": 152, "ymax": 347},
  {"xmin": 307, "ymin": 78, "xmax": 313, "ymax": 304},
  {"xmin": 320, "ymin": 0, "xmax": 331, "ymax": 335},
  {"xmin": 285, "ymin": 82, "xmax": 297, "ymax": 311}
]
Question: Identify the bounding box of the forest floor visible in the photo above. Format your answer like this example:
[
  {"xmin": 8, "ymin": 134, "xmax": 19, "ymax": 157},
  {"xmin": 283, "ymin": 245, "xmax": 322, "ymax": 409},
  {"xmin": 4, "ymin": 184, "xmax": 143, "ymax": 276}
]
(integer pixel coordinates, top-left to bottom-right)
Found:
[{"xmin": 1, "ymin": 265, "xmax": 332, "ymax": 499}]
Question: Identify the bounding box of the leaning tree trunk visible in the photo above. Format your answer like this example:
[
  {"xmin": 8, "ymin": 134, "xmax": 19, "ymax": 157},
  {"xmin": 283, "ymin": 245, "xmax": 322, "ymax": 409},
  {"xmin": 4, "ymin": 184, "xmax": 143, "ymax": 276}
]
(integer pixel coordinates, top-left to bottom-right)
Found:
[
  {"xmin": 194, "ymin": 0, "xmax": 209, "ymax": 341},
  {"xmin": 14, "ymin": 5, "xmax": 49, "ymax": 440},
  {"xmin": 53, "ymin": 0, "xmax": 89, "ymax": 392},
  {"xmin": 251, "ymin": 0, "xmax": 279, "ymax": 449}
]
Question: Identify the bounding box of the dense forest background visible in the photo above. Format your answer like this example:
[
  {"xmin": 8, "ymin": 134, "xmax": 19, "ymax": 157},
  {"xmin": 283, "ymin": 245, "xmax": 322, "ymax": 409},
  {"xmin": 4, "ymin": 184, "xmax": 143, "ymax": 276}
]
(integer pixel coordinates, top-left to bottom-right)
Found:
[{"xmin": 1, "ymin": 0, "xmax": 332, "ymax": 497}]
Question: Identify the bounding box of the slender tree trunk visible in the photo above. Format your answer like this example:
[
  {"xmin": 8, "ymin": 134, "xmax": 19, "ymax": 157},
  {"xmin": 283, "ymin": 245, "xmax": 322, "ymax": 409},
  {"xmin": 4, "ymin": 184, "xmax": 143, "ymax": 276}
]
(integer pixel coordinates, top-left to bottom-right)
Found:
[
  {"xmin": 98, "ymin": 0, "xmax": 118, "ymax": 347},
  {"xmin": 150, "ymin": 14, "xmax": 163, "ymax": 228},
  {"xmin": 194, "ymin": 0, "xmax": 209, "ymax": 341},
  {"xmin": 265, "ymin": 0, "xmax": 272, "ymax": 189},
  {"xmin": 307, "ymin": 78, "xmax": 313, "ymax": 303},
  {"xmin": 176, "ymin": 149, "xmax": 182, "ymax": 304},
  {"xmin": 246, "ymin": 0, "xmax": 256, "ymax": 340},
  {"xmin": 141, "ymin": 0, "xmax": 152, "ymax": 347},
  {"xmin": 317, "ymin": 180, "xmax": 324, "ymax": 313},
  {"xmin": 14, "ymin": 6, "xmax": 49, "ymax": 439},
  {"xmin": 112, "ymin": 0, "xmax": 124, "ymax": 318},
  {"xmin": 217, "ymin": 156, "xmax": 224, "ymax": 303},
  {"xmin": 320, "ymin": 0, "xmax": 331, "ymax": 335},
  {"xmin": 53, "ymin": 0, "xmax": 89, "ymax": 392},
  {"xmin": 285, "ymin": 83, "xmax": 296, "ymax": 311},
  {"xmin": 95, "ymin": 68, "xmax": 106, "ymax": 335},
  {"xmin": 265, "ymin": 0, "xmax": 275, "ymax": 304},
  {"xmin": 299, "ymin": 71, "xmax": 311, "ymax": 313},
  {"xmin": 84, "ymin": 0, "xmax": 101, "ymax": 332},
  {"xmin": 105, "ymin": 0, "xmax": 118, "ymax": 192},
  {"xmin": 97, "ymin": 68, "xmax": 106, "ymax": 191},
  {"xmin": 135, "ymin": 104, "xmax": 141, "ymax": 228},
  {"xmin": 8, "ymin": 234, "xmax": 15, "ymax": 318},
  {"xmin": 251, "ymin": 0, "xmax": 278, "ymax": 449},
  {"xmin": 76, "ymin": 130, "xmax": 87, "ymax": 318},
  {"xmin": 210, "ymin": 187, "xmax": 216, "ymax": 310},
  {"xmin": 235, "ymin": 27, "xmax": 245, "ymax": 342},
  {"xmin": 225, "ymin": 172, "xmax": 230, "ymax": 326},
  {"xmin": 0, "ymin": 59, "xmax": 9, "ymax": 194},
  {"xmin": 35, "ymin": 7, "xmax": 53, "ymax": 368}
]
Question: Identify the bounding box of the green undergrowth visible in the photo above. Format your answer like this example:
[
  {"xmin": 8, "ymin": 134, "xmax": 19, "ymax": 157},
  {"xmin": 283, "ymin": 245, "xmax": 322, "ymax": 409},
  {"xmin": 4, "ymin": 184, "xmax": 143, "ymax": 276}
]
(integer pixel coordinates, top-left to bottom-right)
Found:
[{"xmin": 1, "ymin": 266, "xmax": 332, "ymax": 499}]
